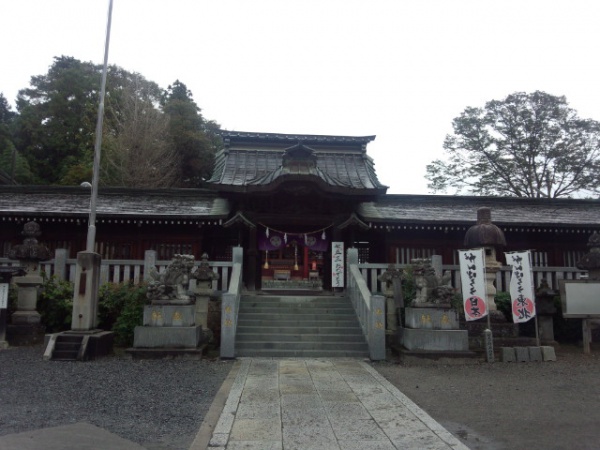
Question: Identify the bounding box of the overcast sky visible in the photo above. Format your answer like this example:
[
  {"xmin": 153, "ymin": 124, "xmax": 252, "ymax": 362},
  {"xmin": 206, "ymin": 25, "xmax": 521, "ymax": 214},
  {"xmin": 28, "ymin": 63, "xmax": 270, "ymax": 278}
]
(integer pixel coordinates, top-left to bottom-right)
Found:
[{"xmin": 2, "ymin": 0, "xmax": 600, "ymax": 194}]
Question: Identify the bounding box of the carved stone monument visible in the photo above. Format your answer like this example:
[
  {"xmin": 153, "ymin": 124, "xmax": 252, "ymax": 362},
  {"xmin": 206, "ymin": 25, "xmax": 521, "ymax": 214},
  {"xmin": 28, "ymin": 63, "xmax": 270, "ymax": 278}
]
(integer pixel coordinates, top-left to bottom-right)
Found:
[
  {"xmin": 378, "ymin": 264, "xmax": 403, "ymax": 336},
  {"xmin": 7, "ymin": 221, "xmax": 51, "ymax": 345},
  {"xmin": 133, "ymin": 254, "xmax": 216, "ymax": 354},
  {"xmin": 401, "ymin": 257, "xmax": 469, "ymax": 352}
]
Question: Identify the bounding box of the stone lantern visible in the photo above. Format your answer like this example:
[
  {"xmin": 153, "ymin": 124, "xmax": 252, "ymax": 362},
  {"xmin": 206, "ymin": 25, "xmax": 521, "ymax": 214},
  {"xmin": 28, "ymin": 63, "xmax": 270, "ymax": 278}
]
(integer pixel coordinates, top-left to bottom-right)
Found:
[
  {"xmin": 192, "ymin": 252, "xmax": 220, "ymax": 334},
  {"xmin": 7, "ymin": 221, "xmax": 52, "ymax": 345},
  {"xmin": 576, "ymin": 232, "xmax": 600, "ymax": 280},
  {"xmin": 464, "ymin": 207, "xmax": 506, "ymax": 314}
]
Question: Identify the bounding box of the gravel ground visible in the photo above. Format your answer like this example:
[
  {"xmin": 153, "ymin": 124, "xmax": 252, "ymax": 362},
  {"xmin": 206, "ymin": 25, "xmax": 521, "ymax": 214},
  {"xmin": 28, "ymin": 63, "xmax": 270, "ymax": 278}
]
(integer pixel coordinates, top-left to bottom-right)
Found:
[
  {"xmin": 0, "ymin": 346, "xmax": 232, "ymax": 450},
  {"xmin": 373, "ymin": 343, "xmax": 600, "ymax": 450},
  {"xmin": 2, "ymin": 344, "xmax": 599, "ymax": 450}
]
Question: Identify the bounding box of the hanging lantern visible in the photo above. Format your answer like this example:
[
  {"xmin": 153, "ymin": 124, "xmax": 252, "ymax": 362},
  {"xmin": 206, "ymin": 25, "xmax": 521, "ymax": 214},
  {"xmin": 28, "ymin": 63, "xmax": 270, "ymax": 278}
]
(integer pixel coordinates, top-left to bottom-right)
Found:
[
  {"xmin": 284, "ymin": 233, "xmax": 287, "ymax": 244},
  {"xmin": 322, "ymin": 230, "xmax": 326, "ymax": 240},
  {"xmin": 264, "ymin": 250, "xmax": 269, "ymax": 269},
  {"xmin": 266, "ymin": 227, "xmax": 269, "ymax": 238}
]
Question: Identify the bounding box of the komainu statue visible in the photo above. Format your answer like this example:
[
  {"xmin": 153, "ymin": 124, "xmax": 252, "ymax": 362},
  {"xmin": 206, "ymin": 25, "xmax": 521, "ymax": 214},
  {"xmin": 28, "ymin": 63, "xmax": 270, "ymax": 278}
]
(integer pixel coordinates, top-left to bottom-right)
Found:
[
  {"xmin": 411, "ymin": 258, "xmax": 455, "ymax": 307},
  {"xmin": 147, "ymin": 254, "xmax": 196, "ymax": 304}
]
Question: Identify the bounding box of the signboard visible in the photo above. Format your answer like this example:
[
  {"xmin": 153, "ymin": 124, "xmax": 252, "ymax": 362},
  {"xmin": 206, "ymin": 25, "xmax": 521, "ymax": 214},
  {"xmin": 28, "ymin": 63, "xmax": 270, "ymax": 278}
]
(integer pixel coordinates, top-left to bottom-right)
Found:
[
  {"xmin": 559, "ymin": 280, "xmax": 600, "ymax": 318},
  {"xmin": 505, "ymin": 251, "xmax": 536, "ymax": 323},
  {"xmin": 0, "ymin": 283, "xmax": 8, "ymax": 309},
  {"xmin": 331, "ymin": 242, "xmax": 344, "ymax": 288},
  {"xmin": 458, "ymin": 248, "xmax": 488, "ymax": 321}
]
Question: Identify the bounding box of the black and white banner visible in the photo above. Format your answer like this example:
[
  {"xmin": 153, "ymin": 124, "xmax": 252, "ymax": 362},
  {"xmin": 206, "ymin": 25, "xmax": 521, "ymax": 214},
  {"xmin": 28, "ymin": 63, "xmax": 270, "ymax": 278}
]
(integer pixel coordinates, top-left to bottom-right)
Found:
[{"xmin": 458, "ymin": 248, "xmax": 488, "ymax": 321}]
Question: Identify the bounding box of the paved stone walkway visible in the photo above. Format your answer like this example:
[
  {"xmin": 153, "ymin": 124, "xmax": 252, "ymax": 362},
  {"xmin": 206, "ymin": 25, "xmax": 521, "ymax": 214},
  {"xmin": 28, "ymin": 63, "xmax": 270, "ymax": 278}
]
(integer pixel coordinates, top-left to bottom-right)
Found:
[{"xmin": 206, "ymin": 359, "xmax": 468, "ymax": 450}]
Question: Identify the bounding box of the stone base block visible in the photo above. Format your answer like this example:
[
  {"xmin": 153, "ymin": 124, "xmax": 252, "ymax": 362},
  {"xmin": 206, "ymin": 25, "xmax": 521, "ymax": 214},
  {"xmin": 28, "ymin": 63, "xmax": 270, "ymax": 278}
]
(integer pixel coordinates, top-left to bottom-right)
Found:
[
  {"xmin": 515, "ymin": 346, "xmax": 530, "ymax": 362},
  {"xmin": 529, "ymin": 346, "xmax": 543, "ymax": 362},
  {"xmin": 7, "ymin": 323, "xmax": 46, "ymax": 346},
  {"xmin": 405, "ymin": 307, "xmax": 460, "ymax": 329},
  {"xmin": 143, "ymin": 305, "xmax": 196, "ymax": 327},
  {"xmin": 541, "ymin": 346, "xmax": 557, "ymax": 361},
  {"xmin": 134, "ymin": 325, "xmax": 202, "ymax": 348},
  {"xmin": 402, "ymin": 328, "xmax": 469, "ymax": 351},
  {"xmin": 500, "ymin": 347, "xmax": 516, "ymax": 362}
]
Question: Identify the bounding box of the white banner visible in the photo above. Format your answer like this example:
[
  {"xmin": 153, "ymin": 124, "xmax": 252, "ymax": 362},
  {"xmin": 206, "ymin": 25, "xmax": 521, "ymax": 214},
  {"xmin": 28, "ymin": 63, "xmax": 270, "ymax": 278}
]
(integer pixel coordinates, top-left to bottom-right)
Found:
[
  {"xmin": 331, "ymin": 242, "xmax": 344, "ymax": 288},
  {"xmin": 505, "ymin": 251, "xmax": 536, "ymax": 323},
  {"xmin": 0, "ymin": 283, "xmax": 8, "ymax": 309},
  {"xmin": 458, "ymin": 248, "xmax": 488, "ymax": 321}
]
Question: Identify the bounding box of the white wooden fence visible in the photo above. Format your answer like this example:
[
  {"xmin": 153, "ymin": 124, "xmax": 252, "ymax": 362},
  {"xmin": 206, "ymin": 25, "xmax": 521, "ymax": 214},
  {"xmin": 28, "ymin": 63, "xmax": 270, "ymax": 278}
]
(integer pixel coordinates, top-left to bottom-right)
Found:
[
  {"xmin": 0, "ymin": 249, "xmax": 233, "ymax": 292},
  {"xmin": 357, "ymin": 263, "xmax": 587, "ymax": 295}
]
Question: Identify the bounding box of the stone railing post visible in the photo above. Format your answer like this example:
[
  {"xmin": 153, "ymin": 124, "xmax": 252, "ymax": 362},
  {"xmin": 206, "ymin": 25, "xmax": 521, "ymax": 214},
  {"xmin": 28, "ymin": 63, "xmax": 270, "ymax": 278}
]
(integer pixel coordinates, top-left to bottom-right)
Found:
[
  {"xmin": 143, "ymin": 250, "xmax": 157, "ymax": 282},
  {"xmin": 369, "ymin": 293, "xmax": 386, "ymax": 361},
  {"xmin": 232, "ymin": 246, "xmax": 243, "ymax": 265},
  {"xmin": 220, "ymin": 291, "xmax": 236, "ymax": 359},
  {"xmin": 347, "ymin": 247, "xmax": 359, "ymax": 266},
  {"xmin": 54, "ymin": 249, "xmax": 68, "ymax": 280}
]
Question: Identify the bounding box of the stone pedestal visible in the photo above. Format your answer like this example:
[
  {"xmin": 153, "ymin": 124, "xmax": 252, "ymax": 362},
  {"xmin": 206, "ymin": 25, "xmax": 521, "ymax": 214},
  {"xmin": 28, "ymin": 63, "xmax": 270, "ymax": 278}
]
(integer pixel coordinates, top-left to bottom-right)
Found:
[
  {"xmin": 134, "ymin": 305, "xmax": 202, "ymax": 348},
  {"xmin": 401, "ymin": 307, "xmax": 469, "ymax": 351},
  {"xmin": 8, "ymin": 274, "xmax": 46, "ymax": 346},
  {"xmin": 71, "ymin": 252, "xmax": 101, "ymax": 331}
]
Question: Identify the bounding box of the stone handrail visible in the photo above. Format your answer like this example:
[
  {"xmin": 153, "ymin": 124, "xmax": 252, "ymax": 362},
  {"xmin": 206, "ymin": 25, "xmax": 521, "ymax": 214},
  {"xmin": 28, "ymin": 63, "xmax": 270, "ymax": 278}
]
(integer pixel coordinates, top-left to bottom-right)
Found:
[
  {"xmin": 347, "ymin": 249, "xmax": 385, "ymax": 361},
  {"xmin": 220, "ymin": 247, "xmax": 243, "ymax": 359}
]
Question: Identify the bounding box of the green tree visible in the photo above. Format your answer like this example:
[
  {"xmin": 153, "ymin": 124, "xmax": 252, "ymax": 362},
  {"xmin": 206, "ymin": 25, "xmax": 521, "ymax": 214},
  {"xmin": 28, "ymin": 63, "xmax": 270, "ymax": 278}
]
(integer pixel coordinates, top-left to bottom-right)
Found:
[
  {"xmin": 162, "ymin": 80, "xmax": 221, "ymax": 186},
  {"xmin": 0, "ymin": 93, "xmax": 32, "ymax": 183},
  {"xmin": 426, "ymin": 91, "xmax": 600, "ymax": 198},
  {"xmin": 14, "ymin": 56, "xmax": 100, "ymax": 184}
]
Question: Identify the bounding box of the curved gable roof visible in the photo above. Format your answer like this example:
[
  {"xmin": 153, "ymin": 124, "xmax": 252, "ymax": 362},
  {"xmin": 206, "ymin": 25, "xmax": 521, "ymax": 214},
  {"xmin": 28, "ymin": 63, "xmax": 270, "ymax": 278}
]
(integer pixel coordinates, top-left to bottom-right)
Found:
[{"xmin": 208, "ymin": 131, "xmax": 387, "ymax": 195}]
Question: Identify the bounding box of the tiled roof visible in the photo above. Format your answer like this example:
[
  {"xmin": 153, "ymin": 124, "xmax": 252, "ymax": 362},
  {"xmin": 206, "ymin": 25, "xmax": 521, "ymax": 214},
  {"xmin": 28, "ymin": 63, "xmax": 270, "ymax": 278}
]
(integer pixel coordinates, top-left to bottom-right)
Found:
[
  {"xmin": 209, "ymin": 131, "xmax": 386, "ymax": 194},
  {"xmin": 358, "ymin": 195, "xmax": 600, "ymax": 228},
  {"xmin": 0, "ymin": 186, "xmax": 230, "ymax": 220}
]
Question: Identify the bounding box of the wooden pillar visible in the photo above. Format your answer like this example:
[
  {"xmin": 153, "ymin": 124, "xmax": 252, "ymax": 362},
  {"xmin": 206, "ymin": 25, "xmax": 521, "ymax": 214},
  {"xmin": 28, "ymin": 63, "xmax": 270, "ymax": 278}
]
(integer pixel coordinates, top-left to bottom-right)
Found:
[
  {"xmin": 246, "ymin": 227, "xmax": 258, "ymax": 291},
  {"xmin": 303, "ymin": 246, "xmax": 309, "ymax": 279}
]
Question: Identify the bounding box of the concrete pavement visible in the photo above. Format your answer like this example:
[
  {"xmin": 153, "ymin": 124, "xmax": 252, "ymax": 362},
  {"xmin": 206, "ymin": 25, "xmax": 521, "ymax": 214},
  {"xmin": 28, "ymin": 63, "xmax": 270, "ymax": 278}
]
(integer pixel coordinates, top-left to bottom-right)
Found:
[{"xmin": 196, "ymin": 358, "xmax": 468, "ymax": 450}]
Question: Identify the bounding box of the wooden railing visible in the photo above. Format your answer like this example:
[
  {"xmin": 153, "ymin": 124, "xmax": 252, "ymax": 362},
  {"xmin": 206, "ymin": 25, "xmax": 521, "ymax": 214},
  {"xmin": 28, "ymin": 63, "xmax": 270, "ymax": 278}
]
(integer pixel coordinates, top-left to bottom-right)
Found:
[
  {"xmin": 358, "ymin": 262, "xmax": 587, "ymax": 294},
  {"xmin": 347, "ymin": 249, "xmax": 385, "ymax": 361},
  {"xmin": 0, "ymin": 249, "xmax": 233, "ymax": 292}
]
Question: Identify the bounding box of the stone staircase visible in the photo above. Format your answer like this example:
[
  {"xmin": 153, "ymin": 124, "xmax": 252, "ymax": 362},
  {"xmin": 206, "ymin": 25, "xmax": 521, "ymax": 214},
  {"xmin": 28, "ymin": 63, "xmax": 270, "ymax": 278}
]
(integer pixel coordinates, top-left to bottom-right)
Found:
[
  {"xmin": 235, "ymin": 294, "xmax": 369, "ymax": 357},
  {"xmin": 47, "ymin": 333, "xmax": 87, "ymax": 361}
]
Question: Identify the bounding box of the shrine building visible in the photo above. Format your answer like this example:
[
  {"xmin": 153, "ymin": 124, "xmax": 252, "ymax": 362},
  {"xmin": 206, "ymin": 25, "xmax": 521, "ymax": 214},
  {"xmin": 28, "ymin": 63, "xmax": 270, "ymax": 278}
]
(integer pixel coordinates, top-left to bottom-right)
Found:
[{"xmin": 0, "ymin": 130, "xmax": 599, "ymax": 290}]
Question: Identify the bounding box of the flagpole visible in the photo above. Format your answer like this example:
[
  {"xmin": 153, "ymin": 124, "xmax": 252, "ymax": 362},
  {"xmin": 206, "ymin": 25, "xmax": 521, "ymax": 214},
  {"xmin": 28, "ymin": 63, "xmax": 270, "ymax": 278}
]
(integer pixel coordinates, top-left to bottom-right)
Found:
[
  {"xmin": 528, "ymin": 251, "xmax": 541, "ymax": 347},
  {"xmin": 87, "ymin": 0, "xmax": 114, "ymax": 252}
]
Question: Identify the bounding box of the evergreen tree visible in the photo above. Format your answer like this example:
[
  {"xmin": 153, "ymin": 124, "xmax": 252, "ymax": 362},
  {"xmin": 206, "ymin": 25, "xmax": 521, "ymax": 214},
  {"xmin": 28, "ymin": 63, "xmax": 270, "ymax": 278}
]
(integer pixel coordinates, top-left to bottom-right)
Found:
[{"xmin": 162, "ymin": 80, "xmax": 221, "ymax": 186}]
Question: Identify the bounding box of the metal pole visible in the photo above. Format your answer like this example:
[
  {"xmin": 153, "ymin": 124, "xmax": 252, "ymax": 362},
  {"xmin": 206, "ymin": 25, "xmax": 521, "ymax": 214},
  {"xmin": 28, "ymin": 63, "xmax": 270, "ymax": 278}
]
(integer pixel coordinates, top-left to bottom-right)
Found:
[{"xmin": 87, "ymin": 0, "xmax": 114, "ymax": 252}]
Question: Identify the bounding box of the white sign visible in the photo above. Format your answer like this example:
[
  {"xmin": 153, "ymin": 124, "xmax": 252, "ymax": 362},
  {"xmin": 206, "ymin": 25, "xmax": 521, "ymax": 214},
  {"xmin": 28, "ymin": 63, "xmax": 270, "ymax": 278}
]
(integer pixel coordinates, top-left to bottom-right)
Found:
[
  {"xmin": 0, "ymin": 283, "xmax": 9, "ymax": 309},
  {"xmin": 505, "ymin": 251, "xmax": 536, "ymax": 323},
  {"xmin": 458, "ymin": 248, "xmax": 488, "ymax": 321},
  {"xmin": 331, "ymin": 242, "xmax": 344, "ymax": 288},
  {"xmin": 559, "ymin": 280, "xmax": 600, "ymax": 318}
]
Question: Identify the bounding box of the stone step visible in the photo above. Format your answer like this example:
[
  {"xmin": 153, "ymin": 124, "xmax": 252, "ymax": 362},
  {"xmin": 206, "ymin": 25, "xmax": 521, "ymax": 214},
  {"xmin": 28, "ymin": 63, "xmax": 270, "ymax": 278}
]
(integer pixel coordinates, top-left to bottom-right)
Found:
[
  {"xmin": 235, "ymin": 348, "xmax": 369, "ymax": 358},
  {"xmin": 236, "ymin": 332, "xmax": 365, "ymax": 342},
  {"xmin": 237, "ymin": 341, "xmax": 369, "ymax": 351},
  {"xmin": 237, "ymin": 318, "xmax": 361, "ymax": 327},
  {"xmin": 239, "ymin": 304, "xmax": 355, "ymax": 313},
  {"xmin": 238, "ymin": 311, "xmax": 357, "ymax": 320},
  {"xmin": 237, "ymin": 325, "xmax": 364, "ymax": 335},
  {"xmin": 51, "ymin": 334, "xmax": 84, "ymax": 361},
  {"xmin": 235, "ymin": 294, "xmax": 368, "ymax": 358}
]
